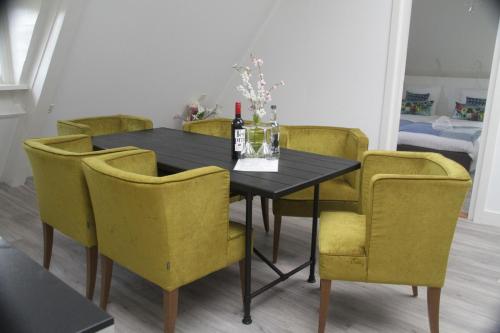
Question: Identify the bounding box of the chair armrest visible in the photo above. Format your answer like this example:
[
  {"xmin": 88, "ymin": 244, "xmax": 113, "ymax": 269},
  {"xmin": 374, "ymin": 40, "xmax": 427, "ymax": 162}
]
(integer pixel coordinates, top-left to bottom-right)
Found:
[
  {"xmin": 25, "ymin": 135, "xmax": 137, "ymax": 157},
  {"xmin": 119, "ymin": 115, "xmax": 154, "ymax": 131},
  {"xmin": 343, "ymin": 129, "xmax": 369, "ymax": 189},
  {"xmin": 89, "ymin": 149, "xmax": 157, "ymax": 176},
  {"xmin": 57, "ymin": 121, "xmax": 91, "ymax": 136},
  {"xmin": 25, "ymin": 134, "xmax": 93, "ymax": 153},
  {"xmin": 279, "ymin": 126, "xmax": 289, "ymax": 148}
]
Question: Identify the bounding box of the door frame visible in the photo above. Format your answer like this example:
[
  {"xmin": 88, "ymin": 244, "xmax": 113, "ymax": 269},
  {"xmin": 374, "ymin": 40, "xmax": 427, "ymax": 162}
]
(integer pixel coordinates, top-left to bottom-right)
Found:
[
  {"xmin": 381, "ymin": 0, "xmax": 500, "ymax": 225},
  {"xmin": 378, "ymin": 0, "xmax": 413, "ymax": 150},
  {"xmin": 469, "ymin": 19, "xmax": 500, "ymax": 225}
]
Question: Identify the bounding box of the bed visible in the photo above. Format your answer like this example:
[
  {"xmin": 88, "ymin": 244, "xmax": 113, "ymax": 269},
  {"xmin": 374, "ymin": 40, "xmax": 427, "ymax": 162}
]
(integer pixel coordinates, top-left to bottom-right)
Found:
[
  {"xmin": 397, "ymin": 77, "xmax": 487, "ymax": 172},
  {"xmin": 398, "ymin": 115, "xmax": 482, "ymax": 171}
]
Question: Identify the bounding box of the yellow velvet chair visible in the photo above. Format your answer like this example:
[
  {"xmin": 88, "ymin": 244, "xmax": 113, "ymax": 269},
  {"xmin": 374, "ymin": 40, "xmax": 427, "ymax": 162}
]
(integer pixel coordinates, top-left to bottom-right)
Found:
[
  {"xmin": 318, "ymin": 151, "xmax": 471, "ymax": 333},
  {"xmin": 81, "ymin": 149, "xmax": 248, "ymax": 333},
  {"xmin": 183, "ymin": 118, "xmax": 271, "ymax": 232},
  {"xmin": 23, "ymin": 135, "xmax": 136, "ymax": 299},
  {"xmin": 57, "ymin": 114, "xmax": 153, "ymax": 136},
  {"xmin": 272, "ymin": 125, "xmax": 369, "ymax": 262}
]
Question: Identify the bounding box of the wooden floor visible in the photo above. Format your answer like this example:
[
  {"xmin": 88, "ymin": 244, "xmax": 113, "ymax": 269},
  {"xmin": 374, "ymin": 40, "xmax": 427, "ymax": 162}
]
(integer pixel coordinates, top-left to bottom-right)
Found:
[{"xmin": 1, "ymin": 179, "xmax": 499, "ymax": 333}]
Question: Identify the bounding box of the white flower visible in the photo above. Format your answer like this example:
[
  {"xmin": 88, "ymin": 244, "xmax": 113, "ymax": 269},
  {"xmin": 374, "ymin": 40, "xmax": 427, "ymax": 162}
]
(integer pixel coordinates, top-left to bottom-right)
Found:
[{"xmin": 234, "ymin": 54, "xmax": 284, "ymax": 120}]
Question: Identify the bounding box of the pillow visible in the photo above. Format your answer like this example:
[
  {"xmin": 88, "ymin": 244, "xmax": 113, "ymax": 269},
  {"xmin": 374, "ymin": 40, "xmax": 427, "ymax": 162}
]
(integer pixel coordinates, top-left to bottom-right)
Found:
[
  {"xmin": 401, "ymin": 100, "xmax": 434, "ymax": 116},
  {"xmin": 406, "ymin": 91, "xmax": 430, "ymax": 101},
  {"xmin": 404, "ymin": 85, "xmax": 441, "ymax": 114},
  {"xmin": 460, "ymin": 89, "xmax": 488, "ymax": 102},
  {"xmin": 452, "ymin": 102, "xmax": 485, "ymax": 122},
  {"xmin": 465, "ymin": 97, "xmax": 486, "ymax": 106}
]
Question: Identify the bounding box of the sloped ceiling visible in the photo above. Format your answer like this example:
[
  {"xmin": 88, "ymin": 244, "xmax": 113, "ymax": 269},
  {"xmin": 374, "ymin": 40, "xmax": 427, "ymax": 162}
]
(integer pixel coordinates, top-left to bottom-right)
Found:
[{"xmin": 406, "ymin": 0, "xmax": 500, "ymax": 78}]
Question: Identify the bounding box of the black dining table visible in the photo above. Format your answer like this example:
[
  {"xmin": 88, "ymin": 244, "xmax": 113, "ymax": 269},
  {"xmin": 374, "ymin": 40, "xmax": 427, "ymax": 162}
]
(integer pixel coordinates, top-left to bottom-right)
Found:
[
  {"xmin": 93, "ymin": 127, "xmax": 360, "ymax": 325},
  {"xmin": 0, "ymin": 237, "xmax": 114, "ymax": 333}
]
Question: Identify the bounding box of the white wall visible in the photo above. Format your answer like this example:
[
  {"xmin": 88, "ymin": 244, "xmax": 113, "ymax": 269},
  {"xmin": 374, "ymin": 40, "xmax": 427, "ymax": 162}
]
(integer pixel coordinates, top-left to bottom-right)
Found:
[
  {"xmin": 406, "ymin": 0, "xmax": 499, "ymax": 78},
  {"xmin": 42, "ymin": 0, "xmax": 276, "ymax": 136},
  {"xmin": 43, "ymin": 0, "xmax": 394, "ymax": 147},
  {"xmin": 485, "ymin": 122, "xmax": 500, "ymax": 209},
  {"xmin": 2, "ymin": 0, "xmax": 397, "ymax": 184},
  {"xmin": 217, "ymin": 0, "xmax": 393, "ymax": 147},
  {"xmin": 0, "ymin": 93, "xmax": 25, "ymax": 178},
  {"xmin": 472, "ymin": 20, "xmax": 500, "ymax": 227}
]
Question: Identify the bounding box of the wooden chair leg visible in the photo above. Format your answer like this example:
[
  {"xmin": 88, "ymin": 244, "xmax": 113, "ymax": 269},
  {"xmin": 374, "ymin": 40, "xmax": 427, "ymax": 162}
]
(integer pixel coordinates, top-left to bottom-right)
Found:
[
  {"xmin": 164, "ymin": 289, "xmax": 179, "ymax": 333},
  {"xmin": 260, "ymin": 197, "xmax": 270, "ymax": 233},
  {"xmin": 272, "ymin": 214, "xmax": 282, "ymax": 263},
  {"xmin": 412, "ymin": 285, "xmax": 418, "ymax": 297},
  {"xmin": 427, "ymin": 287, "xmax": 441, "ymax": 333},
  {"xmin": 100, "ymin": 255, "xmax": 114, "ymax": 310},
  {"xmin": 238, "ymin": 259, "xmax": 245, "ymax": 301},
  {"xmin": 318, "ymin": 279, "xmax": 332, "ymax": 333},
  {"xmin": 42, "ymin": 222, "xmax": 53, "ymax": 270},
  {"xmin": 86, "ymin": 246, "xmax": 98, "ymax": 300}
]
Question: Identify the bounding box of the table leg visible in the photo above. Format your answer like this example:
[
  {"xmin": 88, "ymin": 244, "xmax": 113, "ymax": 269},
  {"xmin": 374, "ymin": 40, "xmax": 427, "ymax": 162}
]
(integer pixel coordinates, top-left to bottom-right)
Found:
[
  {"xmin": 308, "ymin": 184, "xmax": 320, "ymax": 283},
  {"xmin": 243, "ymin": 193, "xmax": 253, "ymax": 324}
]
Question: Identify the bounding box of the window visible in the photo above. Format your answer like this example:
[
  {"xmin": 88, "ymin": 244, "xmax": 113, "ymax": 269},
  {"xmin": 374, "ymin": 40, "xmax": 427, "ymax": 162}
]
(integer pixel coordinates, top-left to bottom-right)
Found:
[
  {"xmin": 0, "ymin": 8, "xmax": 12, "ymax": 84},
  {"xmin": 0, "ymin": 0, "xmax": 42, "ymax": 84},
  {"xmin": 0, "ymin": 13, "xmax": 6, "ymax": 83}
]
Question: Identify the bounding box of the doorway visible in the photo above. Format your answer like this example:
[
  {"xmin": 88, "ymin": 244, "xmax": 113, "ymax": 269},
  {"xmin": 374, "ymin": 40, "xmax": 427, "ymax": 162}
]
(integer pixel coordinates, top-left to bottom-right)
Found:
[{"xmin": 385, "ymin": 0, "xmax": 500, "ymax": 219}]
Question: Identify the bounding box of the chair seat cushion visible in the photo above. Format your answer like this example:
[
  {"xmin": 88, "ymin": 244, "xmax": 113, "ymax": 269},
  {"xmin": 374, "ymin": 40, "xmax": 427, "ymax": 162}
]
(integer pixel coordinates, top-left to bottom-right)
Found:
[
  {"xmin": 228, "ymin": 221, "xmax": 245, "ymax": 240},
  {"xmin": 319, "ymin": 211, "xmax": 366, "ymax": 257},
  {"xmin": 283, "ymin": 178, "xmax": 357, "ymax": 202},
  {"xmin": 273, "ymin": 178, "xmax": 359, "ymax": 217},
  {"xmin": 319, "ymin": 212, "xmax": 367, "ymax": 281},
  {"xmin": 230, "ymin": 194, "xmax": 243, "ymax": 203}
]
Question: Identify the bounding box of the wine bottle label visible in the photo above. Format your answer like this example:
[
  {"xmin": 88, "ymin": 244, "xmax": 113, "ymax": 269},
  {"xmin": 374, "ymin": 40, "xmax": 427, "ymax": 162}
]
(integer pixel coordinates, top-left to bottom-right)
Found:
[{"xmin": 234, "ymin": 129, "xmax": 245, "ymax": 152}]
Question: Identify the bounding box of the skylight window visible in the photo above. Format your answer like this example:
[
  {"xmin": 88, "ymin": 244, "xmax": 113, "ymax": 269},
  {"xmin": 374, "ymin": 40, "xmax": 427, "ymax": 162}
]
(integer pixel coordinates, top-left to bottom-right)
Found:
[
  {"xmin": 0, "ymin": 9, "xmax": 7, "ymax": 84},
  {"xmin": 0, "ymin": 0, "xmax": 41, "ymax": 84}
]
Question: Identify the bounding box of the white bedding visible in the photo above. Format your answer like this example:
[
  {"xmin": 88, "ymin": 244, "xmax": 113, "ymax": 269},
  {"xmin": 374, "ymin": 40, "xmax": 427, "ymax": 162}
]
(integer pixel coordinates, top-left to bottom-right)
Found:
[
  {"xmin": 399, "ymin": 115, "xmax": 483, "ymax": 128},
  {"xmin": 398, "ymin": 115, "xmax": 483, "ymax": 170}
]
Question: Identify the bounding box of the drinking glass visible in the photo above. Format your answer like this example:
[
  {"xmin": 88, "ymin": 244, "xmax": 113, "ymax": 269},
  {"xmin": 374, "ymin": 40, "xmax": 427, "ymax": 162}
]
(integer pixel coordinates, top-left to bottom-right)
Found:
[
  {"xmin": 257, "ymin": 124, "xmax": 272, "ymax": 158},
  {"xmin": 241, "ymin": 126, "xmax": 257, "ymax": 158}
]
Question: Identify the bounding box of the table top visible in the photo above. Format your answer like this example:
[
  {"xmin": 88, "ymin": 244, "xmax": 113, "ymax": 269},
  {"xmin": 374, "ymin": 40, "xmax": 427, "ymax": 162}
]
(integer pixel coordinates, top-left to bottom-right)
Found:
[
  {"xmin": 0, "ymin": 238, "xmax": 114, "ymax": 333},
  {"xmin": 93, "ymin": 127, "xmax": 360, "ymax": 199}
]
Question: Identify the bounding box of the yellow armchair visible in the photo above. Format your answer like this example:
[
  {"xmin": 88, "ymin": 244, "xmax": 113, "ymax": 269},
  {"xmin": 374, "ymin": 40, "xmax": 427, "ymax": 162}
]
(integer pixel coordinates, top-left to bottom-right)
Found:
[
  {"xmin": 318, "ymin": 151, "xmax": 471, "ymax": 333},
  {"xmin": 57, "ymin": 114, "xmax": 153, "ymax": 136},
  {"xmin": 81, "ymin": 149, "xmax": 248, "ymax": 333},
  {"xmin": 23, "ymin": 134, "xmax": 137, "ymax": 300},
  {"xmin": 182, "ymin": 118, "xmax": 234, "ymax": 138},
  {"xmin": 183, "ymin": 118, "xmax": 271, "ymax": 232},
  {"xmin": 272, "ymin": 125, "xmax": 369, "ymax": 262}
]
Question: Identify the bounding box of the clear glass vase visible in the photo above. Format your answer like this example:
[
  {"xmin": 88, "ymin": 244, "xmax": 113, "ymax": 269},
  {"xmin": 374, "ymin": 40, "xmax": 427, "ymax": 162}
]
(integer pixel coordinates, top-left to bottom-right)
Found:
[{"xmin": 242, "ymin": 124, "xmax": 272, "ymax": 159}]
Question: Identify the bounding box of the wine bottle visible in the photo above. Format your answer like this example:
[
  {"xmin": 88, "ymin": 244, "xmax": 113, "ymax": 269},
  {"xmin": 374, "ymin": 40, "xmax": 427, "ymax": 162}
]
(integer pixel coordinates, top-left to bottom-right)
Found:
[
  {"xmin": 231, "ymin": 102, "xmax": 245, "ymax": 160},
  {"xmin": 270, "ymin": 105, "xmax": 280, "ymax": 158}
]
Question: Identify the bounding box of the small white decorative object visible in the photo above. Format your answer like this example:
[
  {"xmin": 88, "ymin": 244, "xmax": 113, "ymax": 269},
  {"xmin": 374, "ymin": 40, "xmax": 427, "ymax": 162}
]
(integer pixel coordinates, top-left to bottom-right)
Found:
[{"xmin": 174, "ymin": 94, "xmax": 222, "ymax": 123}]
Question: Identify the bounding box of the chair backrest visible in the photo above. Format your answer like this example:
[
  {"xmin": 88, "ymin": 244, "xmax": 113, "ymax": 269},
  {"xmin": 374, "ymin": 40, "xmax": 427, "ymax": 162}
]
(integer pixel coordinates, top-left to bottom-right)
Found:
[
  {"xmin": 182, "ymin": 118, "xmax": 233, "ymax": 138},
  {"xmin": 281, "ymin": 126, "xmax": 368, "ymax": 189},
  {"xmin": 360, "ymin": 151, "xmax": 471, "ymax": 287},
  {"xmin": 57, "ymin": 114, "xmax": 153, "ymax": 136},
  {"xmin": 23, "ymin": 135, "xmax": 135, "ymax": 247},
  {"xmin": 82, "ymin": 149, "xmax": 231, "ymax": 291}
]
